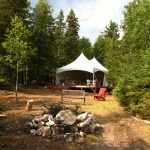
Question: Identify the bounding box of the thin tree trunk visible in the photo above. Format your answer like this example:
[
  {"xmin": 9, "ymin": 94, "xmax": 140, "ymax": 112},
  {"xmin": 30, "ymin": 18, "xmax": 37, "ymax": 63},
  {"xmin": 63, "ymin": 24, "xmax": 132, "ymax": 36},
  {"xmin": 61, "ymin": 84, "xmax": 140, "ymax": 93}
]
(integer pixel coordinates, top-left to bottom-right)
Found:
[
  {"xmin": 23, "ymin": 70, "xmax": 26, "ymax": 85},
  {"xmin": 26, "ymin": 65, "xmax": 28, "ymax": 84},
  {"xmin": 37, "ymin": 56, "xmax": 40, "ymax": 81},
  {"xmin": 16, "ymin": 60, "xmax": 19, "ymax": 101}
]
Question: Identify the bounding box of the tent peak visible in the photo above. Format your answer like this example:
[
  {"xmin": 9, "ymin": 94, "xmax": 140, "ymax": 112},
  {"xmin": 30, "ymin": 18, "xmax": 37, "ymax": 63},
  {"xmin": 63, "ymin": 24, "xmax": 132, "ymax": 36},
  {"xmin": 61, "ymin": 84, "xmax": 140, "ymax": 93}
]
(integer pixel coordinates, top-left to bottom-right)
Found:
[{"xmin": 78, "ymin": 52, "xmax": 89, "ymax": 61}]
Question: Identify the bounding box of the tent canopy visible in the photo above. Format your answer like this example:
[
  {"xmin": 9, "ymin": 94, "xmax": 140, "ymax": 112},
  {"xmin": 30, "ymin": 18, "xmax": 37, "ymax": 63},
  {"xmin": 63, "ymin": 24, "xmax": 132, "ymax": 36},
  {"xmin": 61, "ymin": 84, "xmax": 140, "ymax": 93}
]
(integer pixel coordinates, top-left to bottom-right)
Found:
[
  {"xmin": 56, "ymin": 53, "xmax": 108, "ymax": 85},
  {"xmin": 89, "ymin": 57, "xmax": 108, "ymax": 73},
  {"xmin": 56, "ymin": 53, "xmax": 108, "ymax": 74}
]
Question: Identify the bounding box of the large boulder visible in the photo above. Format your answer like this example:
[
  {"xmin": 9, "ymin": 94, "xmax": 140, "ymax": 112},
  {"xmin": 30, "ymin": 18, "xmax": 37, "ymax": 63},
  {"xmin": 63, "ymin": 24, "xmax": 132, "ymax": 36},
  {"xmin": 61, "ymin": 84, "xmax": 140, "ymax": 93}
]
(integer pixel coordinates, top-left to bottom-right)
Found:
[
  {"xmin": 76, "ymin": 112, "xmax": 88, "ymax": 122},
  {"xmin": 55, "ymin": 110, "xmax": 76, "ymax": 125},
  {"xmin": 77, "ymin": 117, "xmax": 93, "ymax": 128}
]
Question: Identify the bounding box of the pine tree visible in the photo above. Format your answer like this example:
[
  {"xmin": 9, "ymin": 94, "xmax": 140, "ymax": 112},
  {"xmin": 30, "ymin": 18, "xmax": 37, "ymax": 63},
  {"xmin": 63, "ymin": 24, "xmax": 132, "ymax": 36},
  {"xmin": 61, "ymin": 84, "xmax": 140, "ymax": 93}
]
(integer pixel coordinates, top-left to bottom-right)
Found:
[
  {"xmin": 31, "ymin": 0, "xmax": 55, "ymax": 81},
  {"xmin": 104, "ymin": 20, "xmax": 120, "ymax": 41},
  {"xmin": 115, "ymin": 0, "xmax": 150, "ymax": 118},
  {"xmin": 65, "ymin": 9, "xmax": 80, "ymax": 63},
  {"xmin": 78, "ymin": 37, "xmax": 92, "ymax": 59},
  {"xmin": 93, "ymin": 35, "xmax": 106, "ymax": 63},
  {"xmin": 54, "ymin": 9, "xmax": 66, "ymax": 67}
]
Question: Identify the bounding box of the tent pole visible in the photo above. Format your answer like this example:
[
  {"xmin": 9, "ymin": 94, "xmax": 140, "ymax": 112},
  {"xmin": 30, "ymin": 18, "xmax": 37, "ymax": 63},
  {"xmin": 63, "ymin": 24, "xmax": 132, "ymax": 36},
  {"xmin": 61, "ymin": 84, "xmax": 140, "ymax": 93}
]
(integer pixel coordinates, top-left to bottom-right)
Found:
[{"xmin": 93, "ymin": 72, "xmax": 95, "ymax": 86}]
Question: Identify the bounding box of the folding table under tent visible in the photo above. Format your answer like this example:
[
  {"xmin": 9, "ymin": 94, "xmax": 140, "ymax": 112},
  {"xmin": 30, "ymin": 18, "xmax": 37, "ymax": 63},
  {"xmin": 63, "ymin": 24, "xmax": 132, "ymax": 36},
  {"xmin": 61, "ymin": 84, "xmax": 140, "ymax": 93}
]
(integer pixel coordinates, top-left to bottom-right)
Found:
[{"xmin": 56, "ymin": 53, "xmax": 108, "ymax": 87}]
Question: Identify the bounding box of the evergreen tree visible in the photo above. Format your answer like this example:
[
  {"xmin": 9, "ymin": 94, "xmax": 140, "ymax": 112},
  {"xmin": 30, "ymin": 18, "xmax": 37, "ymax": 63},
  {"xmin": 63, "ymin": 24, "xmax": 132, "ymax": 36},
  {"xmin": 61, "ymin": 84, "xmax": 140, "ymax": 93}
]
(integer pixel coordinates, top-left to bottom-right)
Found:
[
  {"xmin": 94, "ymin": 21, "xmax": 120, "ymax": 85},
  {"xmin": 103, "ymin": 21, "xmax": 120, "ymax": 85},
  {"xmin": 104, "ymin": 20, "xmax": 120, "ymax": 41},
  {"xmin": 78, "ymin": 37, "xmax": 92, "ymax": 59},
  {"xmin": 31, "ymin": 0, "xmax": 55, "ymax": 81},
  {"xmin": 115, "ymin": 0, "xmax": 150, "ymax": 118},
  {"xmin": 54, "ymin": 9, "xmax": 66, "ymax": 67},
  {"xmin": 93, "ymin": 34, "xmax": 106, "ymax": 63},
  {"xmin": 65, "ymin": 9, "xmax": 80, "ymax": 63}
]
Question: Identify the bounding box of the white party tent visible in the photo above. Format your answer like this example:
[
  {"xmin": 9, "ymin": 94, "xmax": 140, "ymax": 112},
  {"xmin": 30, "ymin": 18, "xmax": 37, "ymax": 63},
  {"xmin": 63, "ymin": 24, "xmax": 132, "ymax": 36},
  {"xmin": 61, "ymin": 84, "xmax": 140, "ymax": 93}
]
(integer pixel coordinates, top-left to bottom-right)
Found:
[
  {"xmin": 89, "ymin": 57, "xmax": 108, "ymax": 73},
  {"xmin": 56, "ymin": 53, "xmax": 108, "ymax": 86}
]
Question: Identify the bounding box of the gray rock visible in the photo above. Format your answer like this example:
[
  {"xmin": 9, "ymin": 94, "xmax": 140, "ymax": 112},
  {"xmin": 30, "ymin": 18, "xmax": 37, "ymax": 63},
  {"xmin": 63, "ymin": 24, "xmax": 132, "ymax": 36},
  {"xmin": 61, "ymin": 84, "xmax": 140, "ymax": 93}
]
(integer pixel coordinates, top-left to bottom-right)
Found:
[
  {"xmin": 55, "ymin": 110, "xmax": 76, "ymax": 125},
  {"xmin": 37, "ymin": 121, "xmax": 45, "ymax": 128},
  {"xmin": 28, "ymin": 122, "xmax": 34, "ymax": 128},
  {"xmin": 77, "ymin": 117, "xmax": 93, "ymax": 128},
  {"xmin": 30, "ymin": 129, "xmax": 36, "ymax": 135},
  {"xmin": 95, "ymin": 123, "xmax": 101, "ymax": 131},
  {"xmin": 51, "ymin": 125, "xmax": 59, "ymax": 137},
  {"xmin": 89, "ymin": 123, "xmax": 96, "ymax": 133},
  {"xmin": 76, "ymin": 112, "xmax": 88, "ymax": 122},
  {"xmin": 40, "ymin": 114, "xmax": 50, "ymax": 122},
  {"xmin": 48, "ymin": 115, "xmax": 54, "ymax": 121},
  {"xmin": 36, "ymin": 126, "xmax": 51, "ymax": 137},
  {"xmin": 45, "ymin": 120, "xmax": 55, "ymax": 126}
]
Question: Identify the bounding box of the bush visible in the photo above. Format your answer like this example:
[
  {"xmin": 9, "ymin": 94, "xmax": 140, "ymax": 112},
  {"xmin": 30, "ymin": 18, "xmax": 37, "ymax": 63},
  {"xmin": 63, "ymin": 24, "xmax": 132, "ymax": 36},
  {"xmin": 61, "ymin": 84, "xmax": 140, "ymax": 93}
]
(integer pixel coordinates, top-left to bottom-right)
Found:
[
  {"xmin": 43, "ymin": 103, "xmax": 66, "ymax": 117},
  {"xmin": 0, "ymin": 78, "xmax": 13, "ymax": 90},
  {"xmin": 42, "ymin": 102, "xmax": 81, "ymax": 117},
  {"xmin": 130, "ymin": 100, "xmax": 150, "ymax": 119},
  {"xmin": 114, "ymin": 50, "xmax": 150, "ymax": 119}
]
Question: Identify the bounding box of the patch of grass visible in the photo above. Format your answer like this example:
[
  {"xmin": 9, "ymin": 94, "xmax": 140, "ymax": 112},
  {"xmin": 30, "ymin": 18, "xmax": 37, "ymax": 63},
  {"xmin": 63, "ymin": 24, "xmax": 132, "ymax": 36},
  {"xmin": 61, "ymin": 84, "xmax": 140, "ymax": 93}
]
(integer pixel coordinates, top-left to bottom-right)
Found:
[
  {"xmin": 86, "ymin": 134, "xmax": 99, "ymax": 142},
  {"xmin": 82, "ymin": 96, "xmax": 124, "ymax": 117}
]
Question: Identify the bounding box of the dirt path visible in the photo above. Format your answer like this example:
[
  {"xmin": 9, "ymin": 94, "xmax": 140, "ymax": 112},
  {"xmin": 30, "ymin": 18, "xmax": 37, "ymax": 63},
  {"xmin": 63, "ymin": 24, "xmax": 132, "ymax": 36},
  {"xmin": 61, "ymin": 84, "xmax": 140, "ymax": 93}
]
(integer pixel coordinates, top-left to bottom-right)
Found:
[{"xmin": 0, "ymin": 87, "xmax": 150, "ymax": 150}]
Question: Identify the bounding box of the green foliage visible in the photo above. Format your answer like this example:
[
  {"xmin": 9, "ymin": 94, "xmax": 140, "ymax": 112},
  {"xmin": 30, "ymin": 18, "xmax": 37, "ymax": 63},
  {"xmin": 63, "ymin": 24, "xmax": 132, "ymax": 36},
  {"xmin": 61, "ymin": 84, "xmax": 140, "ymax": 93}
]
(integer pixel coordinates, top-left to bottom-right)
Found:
[
  {"xmin": 2, "ymin": 15, "xmax": 33, "ymax": 100},
  {"xmin": 65, "ymin": 9, "xmax": 80, "ymax": 63},
  {"xmin": 104, "ymin": 20, "xmax": 120, "ymax": 41},
  {"xmin": 130, "ymin": 100, "xmax": 150, "ymax": 119},
  {"xmin": 93, "ymin": 21, "xmax": 120, "ymax": 85},
  {"xmin": 115, "ymin": 5, "xmax": 150, "ymax": 118},
  {"xmin": 43, "ymin": 102, "xmax": 81, "ymax": 117},
  {"xmin": 54, "ymin": 9, "xmax": 66, "ymax": 68},
  {"xmin": 0, "ymin": 0, "xmax": 29, "ymax": 42},
  {"xmin": 0, "ymin": 0, "xmax": 30, "ymax": 83},
  {"xmin": 3, "ymin": 16, "xmax": 32, "ymax": 65},
  {"xmin": 31, "ymin": 0, "xmax": 55, "ymax": 81},
  {"xmin": 93, "ymin": 35, "xmax": 106, "ymax": 63},
  {"xmin": 114, "ymin": 0, "xmax": 150, "ymax": 118},
  {"xmin": 69, "ymin": 104, "xmax": 81, "ymax": 116},
  {"xmin": 78, "ymin": 37, "xmax": 92, "ymax": 59},
  {"xmin": 44, "ymin": 103, "xmax": 66, "ymax": 117}
]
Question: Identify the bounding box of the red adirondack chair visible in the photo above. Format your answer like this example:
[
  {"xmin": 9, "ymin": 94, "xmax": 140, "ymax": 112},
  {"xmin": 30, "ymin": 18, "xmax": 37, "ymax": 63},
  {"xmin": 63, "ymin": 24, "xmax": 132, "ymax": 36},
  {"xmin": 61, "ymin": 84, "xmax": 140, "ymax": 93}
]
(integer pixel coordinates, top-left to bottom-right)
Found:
[{"xmin": 94, "ymin": 87, "xmax": 107, "ymax": 101}]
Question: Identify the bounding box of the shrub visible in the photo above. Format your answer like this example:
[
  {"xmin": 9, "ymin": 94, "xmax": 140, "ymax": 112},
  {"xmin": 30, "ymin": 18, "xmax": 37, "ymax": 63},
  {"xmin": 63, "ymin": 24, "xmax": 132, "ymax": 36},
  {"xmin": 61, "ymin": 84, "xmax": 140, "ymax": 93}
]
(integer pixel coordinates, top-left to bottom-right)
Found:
[
  {"xmin": 42, "ymin": 102, "xmax": 81, "ymax": 117},
  {"xmin": 43, "ymin": 103, "xmax": 66, "ymax": 117},
  {"xmin": 130, "ymin": 100, "xmax": 150, "ymax": 119},
  {"xmin": 115, "ymin": 50, "xmax": 150, "ymax": 119}
]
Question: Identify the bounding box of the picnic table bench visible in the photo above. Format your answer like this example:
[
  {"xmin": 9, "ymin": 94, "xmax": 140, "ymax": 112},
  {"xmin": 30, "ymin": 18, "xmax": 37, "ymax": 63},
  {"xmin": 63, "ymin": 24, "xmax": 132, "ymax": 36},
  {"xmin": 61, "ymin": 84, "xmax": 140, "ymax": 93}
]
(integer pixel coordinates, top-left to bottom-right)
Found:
[{"xmin": 61, "ymin": 90, "xmax": 86, "ymax": 104}]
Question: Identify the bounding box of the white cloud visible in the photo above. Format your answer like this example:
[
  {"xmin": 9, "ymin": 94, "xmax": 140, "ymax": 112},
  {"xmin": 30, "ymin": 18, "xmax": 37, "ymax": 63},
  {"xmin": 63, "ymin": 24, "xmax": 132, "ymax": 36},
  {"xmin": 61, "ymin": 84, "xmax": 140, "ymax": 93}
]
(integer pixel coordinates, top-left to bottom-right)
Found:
[{"xmin": 30, "ymin": 0, "xmax": 132, "ymax": 44}]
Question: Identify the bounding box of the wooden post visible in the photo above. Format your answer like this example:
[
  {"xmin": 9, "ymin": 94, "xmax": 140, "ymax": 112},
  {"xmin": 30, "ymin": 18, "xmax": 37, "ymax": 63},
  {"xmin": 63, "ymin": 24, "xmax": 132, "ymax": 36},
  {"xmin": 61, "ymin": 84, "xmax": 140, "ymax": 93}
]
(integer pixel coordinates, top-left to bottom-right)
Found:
[{"xmin": 26, "ymin": 99, "xmax": 34, "ymax": 111}]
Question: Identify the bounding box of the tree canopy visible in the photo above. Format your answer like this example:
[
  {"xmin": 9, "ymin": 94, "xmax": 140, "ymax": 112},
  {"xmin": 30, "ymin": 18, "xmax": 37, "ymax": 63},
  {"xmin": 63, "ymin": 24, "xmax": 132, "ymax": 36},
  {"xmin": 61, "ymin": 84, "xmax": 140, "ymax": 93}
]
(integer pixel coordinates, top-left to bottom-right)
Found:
[
  {"xmin": 115, "ymin": 0, "xmax": 150, "ymax": 118},
  {"xmin": 64, "ymin": 9, "xmax": 80, "ymax": 63}
]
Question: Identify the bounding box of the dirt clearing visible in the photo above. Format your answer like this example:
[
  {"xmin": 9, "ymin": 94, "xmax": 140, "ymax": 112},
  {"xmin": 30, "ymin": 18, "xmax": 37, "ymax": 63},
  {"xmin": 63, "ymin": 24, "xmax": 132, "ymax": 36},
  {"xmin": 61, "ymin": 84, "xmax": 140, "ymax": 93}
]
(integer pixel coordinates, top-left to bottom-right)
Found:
[{"xmin": 0, "ymin": 86, "xmax": 150, "ymax": 150}]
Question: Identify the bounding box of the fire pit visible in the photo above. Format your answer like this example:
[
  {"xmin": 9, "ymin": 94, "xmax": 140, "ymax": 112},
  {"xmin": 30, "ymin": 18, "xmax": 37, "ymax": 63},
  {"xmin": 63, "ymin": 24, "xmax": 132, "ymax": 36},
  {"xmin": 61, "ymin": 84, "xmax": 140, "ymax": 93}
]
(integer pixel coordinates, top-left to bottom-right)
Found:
[{"xmin": 26, "ymin": 103, "xmax": 101, "ymax": 142}]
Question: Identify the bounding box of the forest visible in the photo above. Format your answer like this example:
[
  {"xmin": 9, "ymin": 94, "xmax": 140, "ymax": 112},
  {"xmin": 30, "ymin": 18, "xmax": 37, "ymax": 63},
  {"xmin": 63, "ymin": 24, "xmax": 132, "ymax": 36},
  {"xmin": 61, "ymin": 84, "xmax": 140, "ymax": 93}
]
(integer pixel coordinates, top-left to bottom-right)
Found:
[{"xmin": 0, "ymin": 0, "xmax": 150, "ymax": 118}]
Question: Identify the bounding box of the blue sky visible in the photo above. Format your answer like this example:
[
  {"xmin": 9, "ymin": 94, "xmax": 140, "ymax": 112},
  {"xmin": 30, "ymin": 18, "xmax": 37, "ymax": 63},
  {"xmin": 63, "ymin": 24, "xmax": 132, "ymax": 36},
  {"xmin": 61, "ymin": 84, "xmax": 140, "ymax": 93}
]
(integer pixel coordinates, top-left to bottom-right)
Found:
[{"xmin": 30, "ymin": 0, "xmax": 132, "ymax": 44}]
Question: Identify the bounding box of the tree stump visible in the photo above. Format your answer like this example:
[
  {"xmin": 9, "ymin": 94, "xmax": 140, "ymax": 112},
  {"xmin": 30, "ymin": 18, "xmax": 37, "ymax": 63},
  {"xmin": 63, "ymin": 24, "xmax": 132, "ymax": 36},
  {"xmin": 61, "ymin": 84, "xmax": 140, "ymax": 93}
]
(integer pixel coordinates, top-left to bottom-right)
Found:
[{"xmin": 26, "ymin": 99, "xmax": 34, "ymax": 111}]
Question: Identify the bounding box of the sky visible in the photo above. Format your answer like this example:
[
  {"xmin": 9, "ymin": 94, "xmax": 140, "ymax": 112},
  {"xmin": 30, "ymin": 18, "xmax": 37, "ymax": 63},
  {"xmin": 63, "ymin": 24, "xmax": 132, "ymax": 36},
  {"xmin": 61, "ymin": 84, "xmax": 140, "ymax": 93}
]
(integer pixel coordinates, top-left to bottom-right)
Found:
[{"xmin": 30, "ymin": 0, "xmax": 132, "ymax": 44}]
